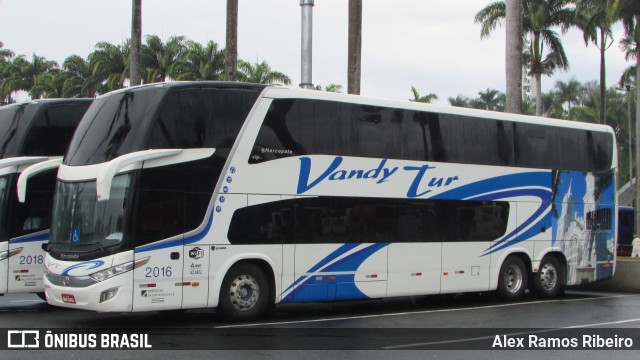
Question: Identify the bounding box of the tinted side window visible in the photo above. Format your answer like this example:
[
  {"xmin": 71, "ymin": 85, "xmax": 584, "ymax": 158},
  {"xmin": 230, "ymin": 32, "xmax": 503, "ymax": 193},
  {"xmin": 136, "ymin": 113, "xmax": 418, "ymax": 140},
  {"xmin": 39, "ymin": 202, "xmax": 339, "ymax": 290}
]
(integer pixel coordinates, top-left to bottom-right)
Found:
[
  {"xmin": 148, "ymin": 88, "xmax": 259, "ymax": 150},
  {"xmin": 132, "ymin": 156, "xmax": 223, "ymax": 247},
  {"xmin": 21, "ymin": 104, "xmax": 90, "ymax": 156},
  {"xmin": 251, "ymin": 99, "xmax": 612, "ymax": 172},
  {"xmin": 514, "ymin": 123, "xmax": 562, "ymax": 169},
  {"xmin": 589, "ymin": 131, "xmax": 613, "ymax": 172},
  {"xmin": 228, "ymin": 197, "xmax": 509, "ymax": 244},
  {"xmin": 462, "ymin": 118, "xmax": 514, "ymax": 166}
]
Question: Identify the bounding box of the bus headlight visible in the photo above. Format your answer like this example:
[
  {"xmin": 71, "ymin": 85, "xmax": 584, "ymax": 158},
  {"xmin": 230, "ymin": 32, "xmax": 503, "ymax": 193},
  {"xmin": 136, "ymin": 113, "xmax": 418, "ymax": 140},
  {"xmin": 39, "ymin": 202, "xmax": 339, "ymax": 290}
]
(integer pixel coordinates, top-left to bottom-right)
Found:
[
  {"xmin": 89, "ymin": 257, "xmax": 149, "ymax": 283},
  {"xmin": 0, "ymin": 247, "xmax": 23, "ymax": 261}
]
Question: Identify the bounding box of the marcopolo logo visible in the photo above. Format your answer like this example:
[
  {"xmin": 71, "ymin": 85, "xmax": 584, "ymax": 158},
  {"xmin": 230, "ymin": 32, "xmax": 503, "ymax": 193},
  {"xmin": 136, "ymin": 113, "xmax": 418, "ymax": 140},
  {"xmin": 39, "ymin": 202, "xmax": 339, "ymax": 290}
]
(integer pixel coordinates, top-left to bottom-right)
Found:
[{"xmin": 7, "ymin": 330, "xmax": 39, "ymax": 348}]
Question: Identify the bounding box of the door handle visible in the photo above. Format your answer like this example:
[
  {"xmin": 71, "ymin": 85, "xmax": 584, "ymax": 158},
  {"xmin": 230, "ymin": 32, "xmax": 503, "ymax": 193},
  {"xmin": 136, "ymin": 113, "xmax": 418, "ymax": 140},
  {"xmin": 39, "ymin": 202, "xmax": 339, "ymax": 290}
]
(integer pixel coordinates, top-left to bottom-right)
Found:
[{"xmin": 170, "ymin": 252, "xmax": 180, "ymax": 260}]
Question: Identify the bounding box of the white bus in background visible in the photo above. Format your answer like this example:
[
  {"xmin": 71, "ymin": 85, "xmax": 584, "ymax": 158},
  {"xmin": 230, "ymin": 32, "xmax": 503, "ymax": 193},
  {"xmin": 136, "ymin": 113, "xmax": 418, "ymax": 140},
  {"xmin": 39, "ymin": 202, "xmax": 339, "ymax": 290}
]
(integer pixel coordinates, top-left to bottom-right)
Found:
[
  {"xmin": 43, "ymin": 82, "xmax": 617, "ymax": 320},
  {"xmin": 0, "ymin": 99, "xmax": 92, "ymax": 299}
]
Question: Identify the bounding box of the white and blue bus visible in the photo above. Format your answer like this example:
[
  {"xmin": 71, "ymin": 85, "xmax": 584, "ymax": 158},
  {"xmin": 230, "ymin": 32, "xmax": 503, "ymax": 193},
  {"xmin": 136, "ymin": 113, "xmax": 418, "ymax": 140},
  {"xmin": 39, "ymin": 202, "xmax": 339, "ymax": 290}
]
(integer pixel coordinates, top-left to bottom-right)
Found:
[
  {"xmin": 43, "ymin": 82, "xmax": 616, "ymax": 320},
  {"xmin": 0, "ymin": 99, "xmax": 92, "ymax": 299}
]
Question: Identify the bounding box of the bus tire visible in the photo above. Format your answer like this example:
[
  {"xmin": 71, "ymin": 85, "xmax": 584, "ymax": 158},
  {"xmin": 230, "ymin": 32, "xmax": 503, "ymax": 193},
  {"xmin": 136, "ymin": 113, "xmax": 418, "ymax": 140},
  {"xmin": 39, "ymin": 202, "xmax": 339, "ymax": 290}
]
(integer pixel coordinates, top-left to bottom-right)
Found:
[
  {"xmin": 218, "ymin": 263, "xmax": 270, "ymax": 321},
  {"xmin": 530, "ymin": 256, "xmax": 564, "ymax": 299},
  {"xmin": 36, "ymin": 292, "xmax": 47, "ymax": 301},
  {"xmin": 497, "ymin": 256, "xmax": 528, "ymax": 301}
]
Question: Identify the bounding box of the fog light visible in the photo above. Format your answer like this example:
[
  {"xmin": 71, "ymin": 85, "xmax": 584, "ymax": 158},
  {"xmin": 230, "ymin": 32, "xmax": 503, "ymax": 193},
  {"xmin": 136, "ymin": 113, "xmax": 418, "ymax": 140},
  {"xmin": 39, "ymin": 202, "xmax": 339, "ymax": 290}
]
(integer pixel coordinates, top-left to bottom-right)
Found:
[{"xmin": 100, "ymin": 287, "xmax": 119, "ymax": 303}]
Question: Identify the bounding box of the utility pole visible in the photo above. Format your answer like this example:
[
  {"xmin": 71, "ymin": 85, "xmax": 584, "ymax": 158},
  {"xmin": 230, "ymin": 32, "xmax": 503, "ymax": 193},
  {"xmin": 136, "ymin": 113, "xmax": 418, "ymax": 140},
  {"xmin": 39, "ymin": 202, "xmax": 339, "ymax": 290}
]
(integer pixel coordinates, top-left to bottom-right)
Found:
[{"xmin": 300, "ymin": 0, "xmax": 314, "ymax": 89}]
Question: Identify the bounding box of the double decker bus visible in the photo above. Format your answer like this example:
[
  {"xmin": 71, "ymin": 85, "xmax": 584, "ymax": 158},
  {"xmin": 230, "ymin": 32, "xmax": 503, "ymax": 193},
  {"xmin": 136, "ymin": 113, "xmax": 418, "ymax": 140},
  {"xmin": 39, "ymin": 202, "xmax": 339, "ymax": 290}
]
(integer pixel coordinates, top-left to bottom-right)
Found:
[
  {"xmin": 43, "ymin": 82, "xmax": 616, "ymax": 320},
  {"xmin": 0, "ymin": 99, "xmax": 92, "ymax": 298}
]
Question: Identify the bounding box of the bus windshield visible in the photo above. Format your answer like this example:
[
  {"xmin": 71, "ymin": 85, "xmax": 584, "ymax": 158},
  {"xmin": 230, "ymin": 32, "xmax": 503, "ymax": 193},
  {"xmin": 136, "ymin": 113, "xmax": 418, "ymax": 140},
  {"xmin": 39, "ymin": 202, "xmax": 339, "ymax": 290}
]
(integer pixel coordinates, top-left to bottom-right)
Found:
[
  {"xmin": 65, "ymin": 90, "xmax": 164, "ymax": 166},
  {"xmin": 65, "ymin": 84, "xmax": 264, "ymax": 166},
  {"xmin": 49, "ymin": 174, "xmax": 131, "ymax": 253}
]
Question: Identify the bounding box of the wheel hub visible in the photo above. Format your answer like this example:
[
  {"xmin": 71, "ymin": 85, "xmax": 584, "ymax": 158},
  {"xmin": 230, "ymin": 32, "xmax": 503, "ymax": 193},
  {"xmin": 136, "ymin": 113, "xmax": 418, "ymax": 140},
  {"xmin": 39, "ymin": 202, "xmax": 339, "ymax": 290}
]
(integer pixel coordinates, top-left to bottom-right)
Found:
[{"xmin": 229, "ymin": 275, "xmax": 259, "ymax": 310}]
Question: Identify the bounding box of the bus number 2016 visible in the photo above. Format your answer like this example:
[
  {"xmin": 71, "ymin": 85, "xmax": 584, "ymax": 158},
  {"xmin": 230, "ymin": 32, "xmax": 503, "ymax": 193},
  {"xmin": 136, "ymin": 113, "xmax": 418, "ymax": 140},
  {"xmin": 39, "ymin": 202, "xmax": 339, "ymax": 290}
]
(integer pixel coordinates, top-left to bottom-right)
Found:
[{"xmin": 145, "ymin": 266, "xmax": 172, "ymax": 278}]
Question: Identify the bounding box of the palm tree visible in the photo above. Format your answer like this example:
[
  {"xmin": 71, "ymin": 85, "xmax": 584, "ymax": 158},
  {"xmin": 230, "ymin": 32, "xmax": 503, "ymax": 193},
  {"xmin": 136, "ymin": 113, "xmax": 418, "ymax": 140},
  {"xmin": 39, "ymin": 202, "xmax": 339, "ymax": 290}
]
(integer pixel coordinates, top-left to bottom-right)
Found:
[
  {"xmin": 237, "ymin": 60, "xmax": 291, "ymax": 85},
  {"xmin": 0, "ymin": 42, "xmax": 15, "ymax": 104},
  {"xmin": 314, "ymin": 84, "xmax": 343, "ymax": 93},
  {"xmin": 448, "ymin": 95, "xmax": 472, "ymax": 107},
  {"xmin": 608, "ymin": 0, "xmax": 640, "ymax": 233},
  {"xmin": 476, "ymin": 0, "xmax": 576, "ymax": 116},
  {"xmin": 130, "ymin": 0, "xmax": 142, "ymax": 86},
  {"xmin": 347, "ymin": 0, "xmax": 362, "ymax": 95},
  {"xmin": 89, "ymin": 41, "xmax": 130, "ymax": 93},
  {"xmin": 62, "ymin": 55, "xmax": 99, "ymax": 97},
  {"xmin": 506, "ymin": 0, "xmax": 524, "ymax": 114},
  {"xmin": 29, "ymin": 69, "xmax": 69, "ymax": 99},
  {"xmin": 478, "ymin": 88, "xmax": 503, "ymax": 111},
  {"xmin": 554, "ymin": 78, "xmax": 582, "ymax": 117},
  {"xmin": 22, "ymin": 54, "xmax": 58, "ymax": 91},
  {"xmin": 576, "ymin": 0, "xmax": 616, "ymax": 124},
  {"xmin": 0, "ymin": 41, "xmax": 13, "ymax": 60},
  {"xmin": 225, "ymin": 0, "xmax": 238, "ymax": 81},
  {"xmin": 142, "ymin": 35, "xmax": 186, "ymax": 83},
  {"xmin": 1, "ymin": 56, "xmax": 29, "ymax": 102},
  {"xmin": 410, "ymin": 86, "xmax": 438, "ymax": 103},
  {"xmin": 174, "ymin": 40, "xmax": 225, "ymax": 81}
]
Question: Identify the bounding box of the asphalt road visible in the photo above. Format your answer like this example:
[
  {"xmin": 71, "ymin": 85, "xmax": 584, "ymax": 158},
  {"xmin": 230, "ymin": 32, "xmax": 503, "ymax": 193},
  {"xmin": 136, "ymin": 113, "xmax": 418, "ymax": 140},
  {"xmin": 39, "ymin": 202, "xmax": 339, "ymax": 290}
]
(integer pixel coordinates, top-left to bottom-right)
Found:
[{"xmin": 0, "ymin": 289, "xmax": 639, "ymax": 359}]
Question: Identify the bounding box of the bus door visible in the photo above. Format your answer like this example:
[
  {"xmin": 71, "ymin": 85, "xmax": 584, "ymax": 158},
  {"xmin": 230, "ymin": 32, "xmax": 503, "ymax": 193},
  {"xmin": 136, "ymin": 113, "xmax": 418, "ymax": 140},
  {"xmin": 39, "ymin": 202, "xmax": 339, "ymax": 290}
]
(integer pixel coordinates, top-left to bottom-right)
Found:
[
  {"xmin": 440, "ymin": 205, "xmax": 497, "ymax": 293},
  {"xmin": 132, "ymin": 188, "xmax": 185, "ymax": 311}
]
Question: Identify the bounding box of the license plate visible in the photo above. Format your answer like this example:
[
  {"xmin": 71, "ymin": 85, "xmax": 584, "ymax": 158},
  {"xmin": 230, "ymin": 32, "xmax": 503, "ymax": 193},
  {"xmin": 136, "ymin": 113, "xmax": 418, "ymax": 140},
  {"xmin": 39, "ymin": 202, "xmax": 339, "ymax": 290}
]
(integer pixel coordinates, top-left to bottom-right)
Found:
[{"xmin": 61, "ymin": 294, "xmax": 76, "ymax": 304}]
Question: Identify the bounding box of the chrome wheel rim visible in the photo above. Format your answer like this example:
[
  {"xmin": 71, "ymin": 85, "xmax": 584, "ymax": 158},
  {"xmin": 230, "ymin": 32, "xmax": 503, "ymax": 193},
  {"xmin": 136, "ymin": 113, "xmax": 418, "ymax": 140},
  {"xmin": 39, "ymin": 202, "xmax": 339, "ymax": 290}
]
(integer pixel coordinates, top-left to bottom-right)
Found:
[
  {"xmin": 539, "ymin": 263, "xmax": 558, "ymax": 291},
  {"xmin": 504, "ymin": 264, "xmax": 524, "ymax": 294},
  {"xmin": 229, "ymin": 274, "xmax": 259, "ymax": 311}
]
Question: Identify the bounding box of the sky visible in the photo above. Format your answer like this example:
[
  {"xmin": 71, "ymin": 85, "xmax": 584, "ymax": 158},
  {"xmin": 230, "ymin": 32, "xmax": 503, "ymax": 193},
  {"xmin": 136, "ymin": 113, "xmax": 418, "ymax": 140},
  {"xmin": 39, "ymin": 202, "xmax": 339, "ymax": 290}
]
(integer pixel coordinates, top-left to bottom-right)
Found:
[{"xmin": 0, "ymin": 0, "xmax": 634, "ymax": 105}]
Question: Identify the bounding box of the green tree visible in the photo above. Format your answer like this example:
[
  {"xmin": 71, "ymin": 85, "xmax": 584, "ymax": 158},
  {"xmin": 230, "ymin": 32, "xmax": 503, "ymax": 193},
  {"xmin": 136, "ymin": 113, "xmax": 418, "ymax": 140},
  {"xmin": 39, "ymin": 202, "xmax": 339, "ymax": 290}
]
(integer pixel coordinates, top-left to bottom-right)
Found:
[
  {"xmin": 0, "ymin": 42, "xmax": 15, "ymax": 104},
  {"xmin": 608, "ymin": 0, "xmax": 640, "ymax": 233},
  {"xmin": 410, "ymin": 86, "xmax": 439, "ymax": 103},
  {"xmin": 174, "ymin": 40, "xmax": 225, "ymax": 81},
  {"xmin": 314, "ymin": 84, "xmax": 343, "ymax": 93},
  {"xmin": 29, "ymin": 69, "xmax": 70, "ymax": 99},
  {"xmin": 142, "ymin": 35, "xmax": 186, "ymax": 83},
  {"xmin": 89, "ymin": 41, "xmax": 130, "ymax": 93},
  {"xmin": 62, "ymin": 55, "xmax": 99, "ymax": 97},
  {"xmin": 448, "ymin": 95, "xmax": 472, "ymax": 107},
  {"xmin": 554, "ymin": 78, "xmax": 582, "ymax": 117},
  {"xmin": 238, "ymin": 60, "xmax": 291, "ymax": 85},
  {"xmin": 478, "ymin": 88, "xmax": 503, "ymax": 110},
  {"xmin": 476, "ymin": 0, "xmax": 576, "ymax": 116},
  {"xmin": 576, "ymin": 0, "xmax": 616, "ymax": 124}
]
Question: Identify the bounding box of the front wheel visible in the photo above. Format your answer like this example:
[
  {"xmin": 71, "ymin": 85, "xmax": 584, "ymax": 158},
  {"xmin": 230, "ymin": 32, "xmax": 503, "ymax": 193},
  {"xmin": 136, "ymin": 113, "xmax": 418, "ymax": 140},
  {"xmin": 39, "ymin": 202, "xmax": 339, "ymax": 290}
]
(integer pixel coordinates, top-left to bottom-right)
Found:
[
  {"xmin": 497, "ymin": 256, "xmax": 528, "ymax": 301},
  {"xmin": 530, "ymin": 256, "xmax": 564, "ymax": 299},
  {"xmin": 218, "ymin": 263, "xmax": 270, "ymax": 322}
]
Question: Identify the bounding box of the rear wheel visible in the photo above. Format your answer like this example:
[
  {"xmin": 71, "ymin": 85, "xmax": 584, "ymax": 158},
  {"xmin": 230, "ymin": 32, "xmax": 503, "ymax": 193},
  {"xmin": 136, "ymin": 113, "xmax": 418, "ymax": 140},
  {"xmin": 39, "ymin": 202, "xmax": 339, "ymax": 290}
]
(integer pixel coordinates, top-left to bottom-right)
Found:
[
  {"xmin": 497, "ymin": 257, "xmax": 528, "ymax": 301},
  {"xmin": 218, "ymin": 263, "xmax": 270, "ymax": 322},
  {"xmin": 530, "ymin": 256, "xmax": 564, "ymax": 299}
]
